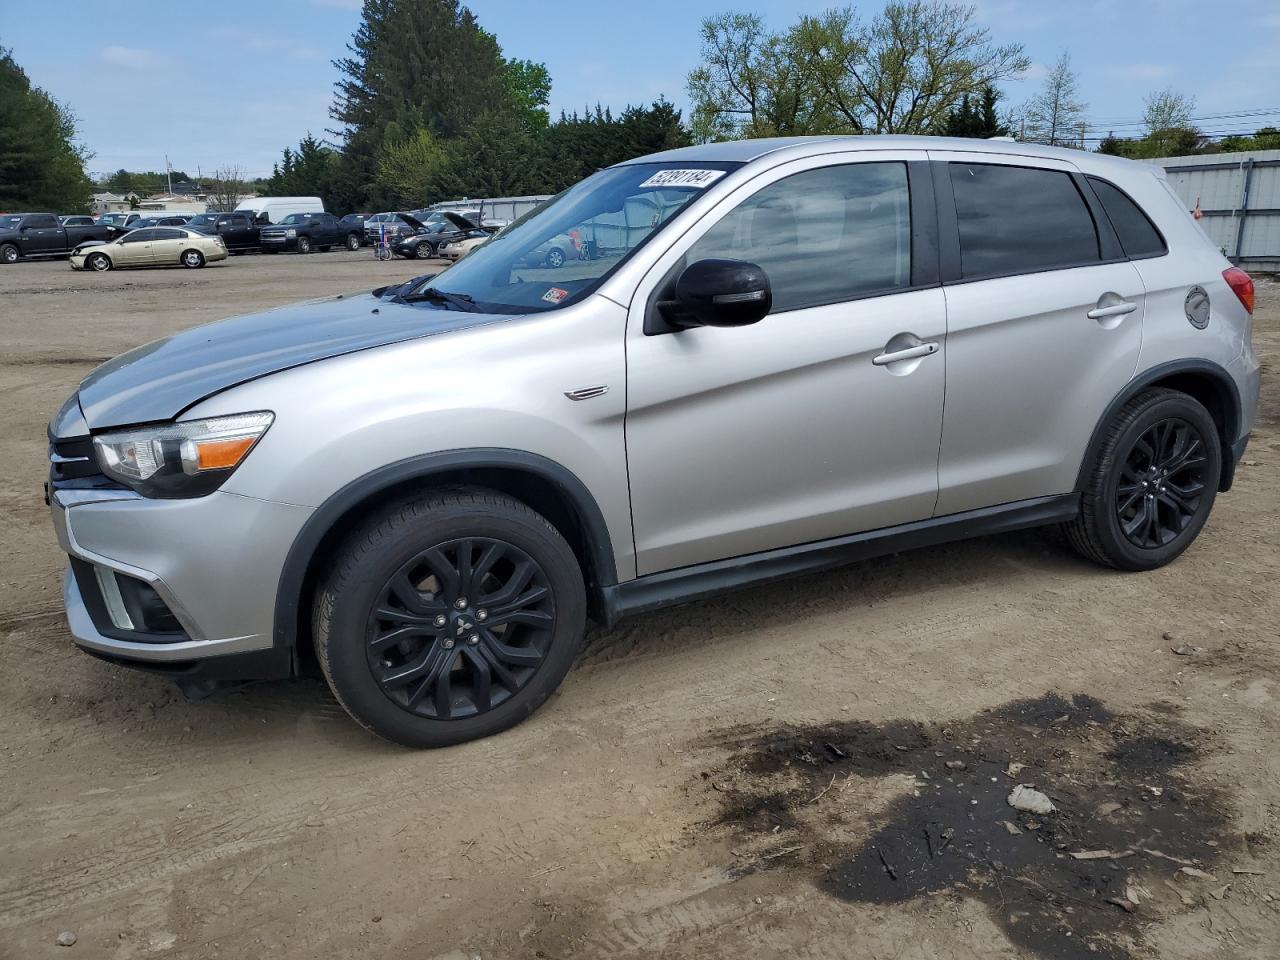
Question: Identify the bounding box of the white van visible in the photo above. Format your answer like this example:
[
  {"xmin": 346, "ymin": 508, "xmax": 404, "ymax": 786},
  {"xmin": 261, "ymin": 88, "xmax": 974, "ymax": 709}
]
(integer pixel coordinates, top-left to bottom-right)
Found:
[{"xmin": 235, "ymin": 197, "xmax": 324, "ymax": 225}]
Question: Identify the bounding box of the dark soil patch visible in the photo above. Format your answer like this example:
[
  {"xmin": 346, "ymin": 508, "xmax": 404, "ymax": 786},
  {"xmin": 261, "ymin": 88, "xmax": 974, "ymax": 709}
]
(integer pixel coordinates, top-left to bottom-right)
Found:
[{"xmin": 700, "ymin": 693, "xmax": 1234, "ymax": 960}]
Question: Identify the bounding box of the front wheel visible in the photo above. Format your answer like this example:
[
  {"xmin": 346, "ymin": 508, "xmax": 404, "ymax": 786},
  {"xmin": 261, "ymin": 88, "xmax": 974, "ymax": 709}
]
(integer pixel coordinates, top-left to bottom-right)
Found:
[
  {"xmin": 181, "ymin": 249, "xmax": 205, "ymax": 268},
  {"xmin": 0, "ymin": 243, "xmax": 18, "ymax": 264},
  {"xmin": 1065, "ymin": 388, "xmax": 1221, "ymax": 571},
  {"xmin": 414, "ymin": 242, "xmax": 434, "ymax": 259},
  {"xmin": 86, "ymin": 252, "xmax": 111, "ymax": 272},
  {"xmin": 297, "ymin": 236, "xmax": 312, "ymax": 254},
  {"xmin": 314, "ymin": 489, "xmax": 586, "ymax": 748},
  {"xmin": 545, "ymin": 247, "xmax": 565, "ymax": 268},
  {"xmin": 345, "ymin": 233, "xmax": 361, "ymax": 251}
]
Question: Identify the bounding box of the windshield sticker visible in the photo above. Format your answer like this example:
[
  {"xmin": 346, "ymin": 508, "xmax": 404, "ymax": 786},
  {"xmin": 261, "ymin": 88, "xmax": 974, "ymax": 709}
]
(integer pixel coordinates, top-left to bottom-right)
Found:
[
  {"xmin": 542, "ymin": 286, "xmax": 570, "ymax": 305},
  {"xmin": 637, "ymin": 169, "xmax": 727, "ymax": 190}
]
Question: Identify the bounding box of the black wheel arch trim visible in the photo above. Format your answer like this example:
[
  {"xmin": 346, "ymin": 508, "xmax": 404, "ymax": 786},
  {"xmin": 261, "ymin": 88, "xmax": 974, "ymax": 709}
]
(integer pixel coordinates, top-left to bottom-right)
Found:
[
  {"xmin": 1075, "ymin": 359, "xmax": 1243, "ymax": 494},
  {"xmin": 272, "ymin": 448, "xmax": 619, "ymax": 656}
]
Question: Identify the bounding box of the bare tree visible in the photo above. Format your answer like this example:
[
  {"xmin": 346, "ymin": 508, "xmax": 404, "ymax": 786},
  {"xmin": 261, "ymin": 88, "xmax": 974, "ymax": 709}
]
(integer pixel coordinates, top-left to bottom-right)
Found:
[
  {"xmin": 1021, "ymin": 53, "xmax": 1087, "ymax": 147},
  {"xmin": 789, "ymin": 2, "xmax": 1031, "ymax": 134},
  {"xmin": 206, "ymin": 165, "xmax": 247, "ymax": 212},
  {"xmin": 1143, "ymin": 88, "xmax": 1195, "ymax": 134},
  {"xmin": 687, "ymin": 3, "xmax": 1029, "ymax": 142}
]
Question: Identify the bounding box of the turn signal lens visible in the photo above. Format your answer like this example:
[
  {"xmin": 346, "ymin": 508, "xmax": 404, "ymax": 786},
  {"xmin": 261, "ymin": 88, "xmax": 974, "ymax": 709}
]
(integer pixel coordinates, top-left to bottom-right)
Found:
[
  {"xmin": 1223, "ymin": 267, "xmax": 1254, "ymax": 315},
  {"xmin": 185, "ymin": 435, "xmax": 258, "ymax": 471}
]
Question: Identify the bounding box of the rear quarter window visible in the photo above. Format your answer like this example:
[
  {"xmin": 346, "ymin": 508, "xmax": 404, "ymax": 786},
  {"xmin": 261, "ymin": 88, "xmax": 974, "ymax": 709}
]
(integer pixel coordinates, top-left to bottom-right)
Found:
[
  {"xmin": 949, "ymin": 163, "xmax": 1100, "ymax": 279},
  {"xmin": 1087, "ymin": 176, "xmax": 1167, "ymax": 259}
]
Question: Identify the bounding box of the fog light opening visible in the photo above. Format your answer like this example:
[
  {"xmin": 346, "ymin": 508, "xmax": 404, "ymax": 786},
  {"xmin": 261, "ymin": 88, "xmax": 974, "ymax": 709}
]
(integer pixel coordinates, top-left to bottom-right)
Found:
[{"xmin": 93, "ymin": 566, "xmax": 136, "ymax": 631}]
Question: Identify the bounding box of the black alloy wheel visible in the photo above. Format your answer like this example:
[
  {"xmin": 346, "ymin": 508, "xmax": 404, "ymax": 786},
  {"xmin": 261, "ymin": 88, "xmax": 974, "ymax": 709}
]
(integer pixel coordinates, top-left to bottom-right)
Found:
[
  {"xmin": 366, "ymin": 537, "xmax": 556, "ymax": 720},
  {"xmin": 1115, "ymin": 417, "xmax": 1209, "ymax": 549},
  {"xmin": 414, "ymin": 241, "xmax": 434, "ymax": 259}
]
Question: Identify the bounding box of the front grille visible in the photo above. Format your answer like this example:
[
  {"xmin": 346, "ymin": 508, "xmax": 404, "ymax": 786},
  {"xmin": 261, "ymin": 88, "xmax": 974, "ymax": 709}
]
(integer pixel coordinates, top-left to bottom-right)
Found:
[{"xmin": 48, "ymin": 435, "xmax": 97, "ymax": 481}]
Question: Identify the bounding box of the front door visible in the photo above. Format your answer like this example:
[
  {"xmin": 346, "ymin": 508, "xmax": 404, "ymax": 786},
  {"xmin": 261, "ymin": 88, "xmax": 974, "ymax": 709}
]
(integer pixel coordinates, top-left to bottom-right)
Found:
[
  {"xmin": 927, "ymin": 152, "xmax": 1146, "ymax": 515},
  {"xmin": 114, "ymin": 228, "xmax": 155, "ymax": 265},
  {"xmin": 625, "ymin": 154, "xmax": 947, "ymax": 575}
]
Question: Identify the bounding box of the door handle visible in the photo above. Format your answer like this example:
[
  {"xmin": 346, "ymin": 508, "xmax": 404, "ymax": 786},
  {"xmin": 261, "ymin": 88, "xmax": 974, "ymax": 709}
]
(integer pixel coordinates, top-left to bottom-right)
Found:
[
  {"xmin": 872, "ymin": 341, "xmax": 939, "ymax": 366},
  {"xmin": 1087, "ymin": 301, "xmax": 1137, "ymax": 320}
]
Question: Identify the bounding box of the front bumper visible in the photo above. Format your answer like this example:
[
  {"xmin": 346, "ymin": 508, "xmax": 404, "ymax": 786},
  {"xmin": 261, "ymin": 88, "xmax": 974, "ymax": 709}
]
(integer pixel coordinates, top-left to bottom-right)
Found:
[
  {"xmin": 260, "ymin": 234, "xmax": 298, "ymax": 251},
  {"xmin": 51, "ymin": 486, "xmax": 313, "ymax": 664}
]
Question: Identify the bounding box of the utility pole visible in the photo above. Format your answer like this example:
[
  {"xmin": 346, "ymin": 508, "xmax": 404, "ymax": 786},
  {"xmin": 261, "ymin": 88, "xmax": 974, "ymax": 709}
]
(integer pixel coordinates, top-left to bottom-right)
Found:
[{"xmin": 165, "ymin": 155, "xmax": 173, "ymax": 195}]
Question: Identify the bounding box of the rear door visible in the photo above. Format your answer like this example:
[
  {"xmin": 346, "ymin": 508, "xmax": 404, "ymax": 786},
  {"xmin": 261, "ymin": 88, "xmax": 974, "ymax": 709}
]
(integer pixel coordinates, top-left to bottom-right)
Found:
[
  {"xmin": 928, "ymin": 151, "xmax": 1146, "ymax": 515},
  {"xmin": 148, "ymin": 227, "xmax": 186, "ymax": 264}
]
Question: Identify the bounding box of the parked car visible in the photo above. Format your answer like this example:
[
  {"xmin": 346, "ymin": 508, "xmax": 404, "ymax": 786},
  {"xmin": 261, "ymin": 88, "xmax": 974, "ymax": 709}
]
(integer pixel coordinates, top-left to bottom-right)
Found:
[
  {"xmin": 235, "ymin": 197, "xmax": 324, "ymax": 225},
  {"xmin": 68, "ymin": 227, "xmax": 227, "ymax": 271},
  {"xmin": 97, "ymin": 212, "xmax": 144, "ymax": 230},
  {"xmin": 126, "ymin": 214, "xmax": 193, "ymax": 229},
  {"xmin": 46, "ymin": 137, "xmax": 1259, "ymax": 748},
  {"xmin": 436, "ymin": 229, "xmax": 491, "ymax": 261},
  {"xmin": 391, "ymin": 211, "xmax": 478, "ymax": 259},
  {"xmin": 185, "ymin": 212, "xmax": 261, "ymax": 253},
  {"xmin": 259, "ymin": 212, "xmax": 361, "ymax": 254},
  {"xmin": 60, "ymin": 215, "xmax": 97, "ymax": 227},
  {"xmin": 517, "ymin": 233, "xmax": 579, "ymax": 269},
  {"xmin": 364, "ymin": 212, "xmax": 426, "ymax": 244},
  {"xmin": 0, "ymin": 212, "xmax": 122, "ymax": 263},
  {"xmin": 338, "ymin": 213, "xmax": 372, "ymax": 245}
]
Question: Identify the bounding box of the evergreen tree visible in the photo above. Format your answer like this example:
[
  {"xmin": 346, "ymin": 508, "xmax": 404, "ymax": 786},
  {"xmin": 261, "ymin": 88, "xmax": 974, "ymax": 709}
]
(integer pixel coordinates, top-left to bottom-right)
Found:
[
  {"xmin": 938, "ymin": 86, "xmax": 1009, "ymax": 138},
  {"xmin": 0, "ymin": 46, "xmax": 93, "ymax": 211}
]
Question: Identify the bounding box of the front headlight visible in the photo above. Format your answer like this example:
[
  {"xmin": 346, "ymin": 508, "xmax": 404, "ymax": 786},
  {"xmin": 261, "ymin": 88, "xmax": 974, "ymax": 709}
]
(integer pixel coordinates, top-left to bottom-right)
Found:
[
  {"xmin": 285, "ymin": 228, "xmax": 297, "ymax": 237},
  {"xmin": 93, "ymin": 412, "xmax": 273, "ymax": 498}
]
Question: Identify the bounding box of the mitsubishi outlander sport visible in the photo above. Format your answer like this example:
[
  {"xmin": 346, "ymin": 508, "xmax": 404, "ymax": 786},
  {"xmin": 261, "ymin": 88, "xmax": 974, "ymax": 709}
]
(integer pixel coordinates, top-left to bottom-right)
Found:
[{"xmin": 47, "ymin": 136, "xmax": 1260, "ymax": 747}]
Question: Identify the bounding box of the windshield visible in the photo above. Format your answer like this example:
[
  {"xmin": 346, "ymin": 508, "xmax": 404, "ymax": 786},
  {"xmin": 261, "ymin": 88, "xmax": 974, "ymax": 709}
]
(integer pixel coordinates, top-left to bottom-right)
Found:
[
  {"xmin": 186, "ymin": 214, "xmax": 218, "ymax": 227},
  {"xmin": 279, "ymin": 214, "xmax": 316, "ymax": 225},
  {"xmin": 403, "ymin": 162, "xmax": 740, "ymax": 313}
]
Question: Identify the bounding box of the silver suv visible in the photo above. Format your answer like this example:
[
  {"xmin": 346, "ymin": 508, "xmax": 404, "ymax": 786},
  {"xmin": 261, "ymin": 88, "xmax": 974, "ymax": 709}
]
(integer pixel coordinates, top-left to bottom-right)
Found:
[{"xmin": 47, "ymin": 137, "xmax": 1260, "ymax": 747}]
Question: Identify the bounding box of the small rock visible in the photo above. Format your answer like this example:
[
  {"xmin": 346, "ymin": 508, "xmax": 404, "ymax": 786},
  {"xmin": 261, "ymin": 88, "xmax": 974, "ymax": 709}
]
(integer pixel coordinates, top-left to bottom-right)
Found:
[
  {"xmin": 1004, "ymin": 762, "xmax": 1025, "ymax": 779},
  {"xmin": 1008, "ymin": 784, "xmax": 1056, "ymax": 815},
  {"xmin": 1097, "ymin": 801, "xmax": 1123, "ymax": 816},
  {"xmin": 56, "ymin": 931, "xmax": 77, "ymax": 947},
  {"xmin": 1180, "ymin": 866, "xmax": 1219, "ymax": 882},
  {"xmin": 753, "ymin": 896, "xmax": 762, "ymax": 904},
  {"xmin": 1242, "ymin": 459, "xmax": 1257, "ymax": 467},
  {"xmin": 945, "ymin": 760, "xmax": 966, "ymax": 771},
  {"xmin": 1170, "ymin": 644, "xmax": 1203, "ymax": 656},
  {"xmin": 372, "ymin": 916, "xmax": 381, "ymax": 923},
  {"xmin": 1001, "ymin": 820, "xmax": 1023, "ymax": 835}
]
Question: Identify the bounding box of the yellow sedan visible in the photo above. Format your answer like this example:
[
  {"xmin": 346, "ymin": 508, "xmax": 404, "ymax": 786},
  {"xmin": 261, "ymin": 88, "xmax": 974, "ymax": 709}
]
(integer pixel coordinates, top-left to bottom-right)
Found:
[{"xmin": 70, "ymin": 226, "xmax": 228, "ymax": 271}]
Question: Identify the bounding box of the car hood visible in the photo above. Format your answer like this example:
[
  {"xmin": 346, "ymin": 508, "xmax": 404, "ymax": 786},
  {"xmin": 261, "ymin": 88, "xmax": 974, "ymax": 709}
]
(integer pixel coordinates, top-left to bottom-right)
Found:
[{"xmin": 75, "ymin": 292, "xmax": 510, "ymax": 429}]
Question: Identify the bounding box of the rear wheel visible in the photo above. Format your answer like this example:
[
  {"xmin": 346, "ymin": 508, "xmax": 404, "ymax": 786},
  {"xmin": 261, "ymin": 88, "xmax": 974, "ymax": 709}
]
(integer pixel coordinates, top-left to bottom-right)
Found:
[
  {"xmin": 1065, "ymin": 388, "xmax": 1221, "ymax": 571},
  {"xmin": 314, "ymin": 489, "xmax": 586, "ymax": 747},
  {"xmin": 297, "ymin": 236, "xmax": 312, "ymax": 254},
  {"xmin": 0, "ymin": 243, "xmax": 18, "ymax": 264},
  {"xmin": 86, "ymin": 252, "xmax": 111, "ymax": 272},
  {"xmin": 180, "ymin": 248, "xmax": 205, "ymax": 268}
]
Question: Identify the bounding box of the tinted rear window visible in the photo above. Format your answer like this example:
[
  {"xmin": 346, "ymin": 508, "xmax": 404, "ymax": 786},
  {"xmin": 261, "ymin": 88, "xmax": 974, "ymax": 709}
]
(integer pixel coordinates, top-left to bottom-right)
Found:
[
  {"xmin": 1087, "ymin": 176, "xmax": 1166, "ymax": 258},
  {"xmin": 949, "ymin": 163, "xmax": 1100, "ymax": 279}
]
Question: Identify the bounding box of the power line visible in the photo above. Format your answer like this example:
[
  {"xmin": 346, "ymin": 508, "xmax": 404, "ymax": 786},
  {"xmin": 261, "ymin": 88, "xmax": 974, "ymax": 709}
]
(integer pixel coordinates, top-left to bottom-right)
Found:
[{"xmin": 1082, "ymin": 107, "xmax": 1280, "ymax": 131}]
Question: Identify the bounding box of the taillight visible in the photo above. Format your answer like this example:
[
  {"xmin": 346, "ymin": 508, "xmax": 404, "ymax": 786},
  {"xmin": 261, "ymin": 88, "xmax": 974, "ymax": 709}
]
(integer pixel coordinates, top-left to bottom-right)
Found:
[{"xmin": 1223, "ymin": 267, "xmax": 1254, "ymax": 315}]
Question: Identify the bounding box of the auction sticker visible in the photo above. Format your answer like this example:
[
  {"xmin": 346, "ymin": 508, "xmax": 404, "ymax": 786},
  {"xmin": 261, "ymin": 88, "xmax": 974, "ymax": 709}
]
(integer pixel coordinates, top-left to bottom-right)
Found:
[
  {"xmin": 542, "ymin": 286, "xmax": 570, "ymax": 304},
  {"xmin": 638, "ymin": 168, "xmax": 727, "ymax": 189}
]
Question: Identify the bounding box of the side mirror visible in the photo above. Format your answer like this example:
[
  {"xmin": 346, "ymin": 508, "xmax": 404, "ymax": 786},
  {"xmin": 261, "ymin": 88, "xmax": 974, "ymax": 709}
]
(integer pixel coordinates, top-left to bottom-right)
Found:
[{"xmin": 660, "ymin": 258, "xmax": 772, "ymax": 329}]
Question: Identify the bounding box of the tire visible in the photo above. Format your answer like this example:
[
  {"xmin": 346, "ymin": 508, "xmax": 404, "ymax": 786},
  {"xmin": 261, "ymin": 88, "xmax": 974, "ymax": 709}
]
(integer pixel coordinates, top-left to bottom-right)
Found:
[
  {"xmin": 86, "ymin": 252, "xmax": 111, "ymax": 272},
  {"xmin": 414, "ymin": 242, "xmax": 434, "ymax": 259},
  {"xmin": 1065, "ymin": 388, "xmax": 1221, "ymax": 571},
  {"xmin": 180, "ymin": 249, "xmax": 205, "ymax": 269},
  {"xmin": 345, "ymin": 233, "xmax": 361, "ymax": 252},
  {"xmin": 314, "ymin": 488, "xmax": 587, "ymax": 748},
  {"xmin": 545, "ymin": 247, "xmax": 565, "ymax": 268},
  {"xmin": 297, "ymin": 236, "xmax": 312, "ymax": 254},
  {"xmin": 0, "ymin": 243, "xmax": 18, "ymax": 264}
]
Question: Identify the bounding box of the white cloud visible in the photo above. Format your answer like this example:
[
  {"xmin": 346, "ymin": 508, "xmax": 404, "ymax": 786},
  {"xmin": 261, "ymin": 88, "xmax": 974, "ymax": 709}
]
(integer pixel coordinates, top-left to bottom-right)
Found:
[
  {"xmin": 99, "ymin": 46, "xmax": 167, "ymax": 69},
  {"xmin": 310, "ymin": 0, "xmax": 361, "ymax": 9}
]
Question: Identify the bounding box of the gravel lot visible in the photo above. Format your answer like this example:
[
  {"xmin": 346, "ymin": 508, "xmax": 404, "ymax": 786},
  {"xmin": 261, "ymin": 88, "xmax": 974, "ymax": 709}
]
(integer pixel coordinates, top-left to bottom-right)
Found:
[{"xmin": 0, "ymin": 252, "xmax": 1277, "ymax": 960}]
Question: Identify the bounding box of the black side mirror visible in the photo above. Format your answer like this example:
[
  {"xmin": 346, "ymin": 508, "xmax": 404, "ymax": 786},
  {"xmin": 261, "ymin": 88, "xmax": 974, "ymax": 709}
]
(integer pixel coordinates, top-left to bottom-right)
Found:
[{"xmin": 660, "ymin": 258, "xmax": 772, "ymax": 329}]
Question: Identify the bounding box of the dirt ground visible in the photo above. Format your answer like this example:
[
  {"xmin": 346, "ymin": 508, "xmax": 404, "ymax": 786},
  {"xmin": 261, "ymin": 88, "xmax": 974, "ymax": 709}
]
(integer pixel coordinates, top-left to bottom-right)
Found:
[{"xmin": 1, "ymin": 252, "xmax": 1277, "ymax": 960}]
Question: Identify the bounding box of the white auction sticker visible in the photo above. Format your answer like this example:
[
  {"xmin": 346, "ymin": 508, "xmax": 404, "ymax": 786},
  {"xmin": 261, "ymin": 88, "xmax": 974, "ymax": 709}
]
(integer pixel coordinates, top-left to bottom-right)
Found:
[{"xmin": 637, "ymin": 168, "xmax": 727, "ymax": 189}]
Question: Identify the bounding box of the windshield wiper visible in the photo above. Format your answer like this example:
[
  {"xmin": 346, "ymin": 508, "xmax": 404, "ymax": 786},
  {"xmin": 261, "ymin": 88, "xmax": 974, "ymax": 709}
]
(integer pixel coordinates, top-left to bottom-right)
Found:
[{"xmin": 393, "ymin": 286, "xmax": 477, "ymax": 311}]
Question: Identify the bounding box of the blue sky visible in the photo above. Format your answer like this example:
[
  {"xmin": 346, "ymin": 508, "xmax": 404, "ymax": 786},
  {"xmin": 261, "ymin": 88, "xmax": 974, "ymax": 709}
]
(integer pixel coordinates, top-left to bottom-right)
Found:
[{"xmin": 3, "ymin": 0, "xmax": 1279, "ymax": 179}]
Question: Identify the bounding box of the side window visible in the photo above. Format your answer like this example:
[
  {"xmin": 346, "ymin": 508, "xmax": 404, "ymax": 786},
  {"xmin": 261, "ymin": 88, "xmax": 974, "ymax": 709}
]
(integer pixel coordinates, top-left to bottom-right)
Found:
[
  {"xmin": 1087, "ymin": 176, "xmax": 1166, "ymax": 259},
  {"xmin": 152, "ymin": 228, "xmax": 184, "ymax": 240},
  {"xmin": 123, "ymin": 229, "xmax": 156, "ymax": 243},
  {"xmin": 686, "ymin": 162, "xmax": 911, "ymax": 312},
  {"xmin": 949, "ymin": 163, "xmax": 1099, "ymax": 279},
  {"xmin": 28, "ymin": 215, "xmax": 58, "ymax": 229}
]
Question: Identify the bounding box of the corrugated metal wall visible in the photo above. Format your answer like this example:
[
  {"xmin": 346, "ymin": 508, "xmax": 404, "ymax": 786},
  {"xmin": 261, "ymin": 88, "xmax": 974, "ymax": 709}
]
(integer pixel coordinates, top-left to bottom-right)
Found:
[{"xmin": 1149, "ymin": 150, "xmax": 1280, "ymax": 272}]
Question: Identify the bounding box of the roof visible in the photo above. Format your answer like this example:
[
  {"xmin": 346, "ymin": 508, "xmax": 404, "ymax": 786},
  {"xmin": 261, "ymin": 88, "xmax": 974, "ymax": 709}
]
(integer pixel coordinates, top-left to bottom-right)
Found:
[{"xmin": 622, "ymin": 135, "xmax": 1157, "ymax": 179}]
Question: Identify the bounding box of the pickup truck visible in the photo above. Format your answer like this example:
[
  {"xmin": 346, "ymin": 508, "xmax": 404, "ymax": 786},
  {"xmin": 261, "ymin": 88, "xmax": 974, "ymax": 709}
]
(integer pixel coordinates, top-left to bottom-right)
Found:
[
  {"xmin": 185, "ymin": 212, "xmax": 261, "ymax": 253},
  {"xmin": 258, "ymin": 212, "xmax": 361, "ymax": 254},
  {"xmin": 0, "ymin": 213, "xmax": 122, "ymax": 264}
]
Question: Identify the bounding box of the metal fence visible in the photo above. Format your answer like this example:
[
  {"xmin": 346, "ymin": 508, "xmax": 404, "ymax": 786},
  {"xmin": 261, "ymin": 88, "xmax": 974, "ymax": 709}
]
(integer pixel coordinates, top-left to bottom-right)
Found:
[
  {"xmin": 427, "ymin": 195, "xmax": 552, "ymax": 223},
  {"xmin": 1150, "ymin": 150, "xmax": 1280, "ymax": 273}
]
